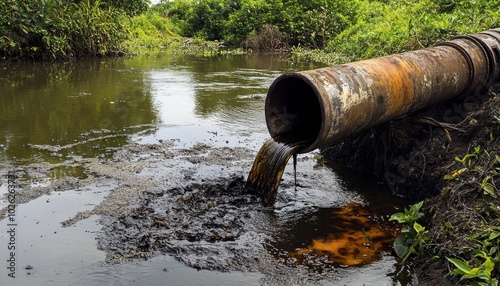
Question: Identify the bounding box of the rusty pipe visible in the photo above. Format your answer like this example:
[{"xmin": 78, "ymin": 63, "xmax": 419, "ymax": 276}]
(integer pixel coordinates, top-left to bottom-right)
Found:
[{"xmin": 265, "ymin": 28, "xmax": 500, "ymax": 153}]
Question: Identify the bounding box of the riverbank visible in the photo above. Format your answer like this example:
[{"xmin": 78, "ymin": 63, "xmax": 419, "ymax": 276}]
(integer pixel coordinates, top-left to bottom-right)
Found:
[{"xmin": 322, "ymin": 84, "xmax": 500, "ymax": 285}]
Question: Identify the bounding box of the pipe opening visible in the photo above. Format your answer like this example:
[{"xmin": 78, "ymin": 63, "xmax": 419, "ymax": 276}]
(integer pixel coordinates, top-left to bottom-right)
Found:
[{"xmin": 265, "ymin": 75, "xmax": 322, "ymax": 150}]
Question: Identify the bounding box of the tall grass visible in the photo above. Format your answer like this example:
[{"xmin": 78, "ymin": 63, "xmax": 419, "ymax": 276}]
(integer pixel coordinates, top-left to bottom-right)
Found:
[
  {"xmin": 0, "ymin": 0, "xmax": 130, "ymax": 60},
  {"xmin": 124, "ymin": 10, "xmax": 180, "ymax": 51},
  {"xmin": 327, "ymin": 0, "xmax": 500, "ymax": 61}
]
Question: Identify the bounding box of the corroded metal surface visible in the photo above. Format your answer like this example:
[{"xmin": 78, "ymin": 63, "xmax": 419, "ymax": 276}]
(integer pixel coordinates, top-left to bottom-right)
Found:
[{"xmin": 265, "ymin": 28, "xmax": 500, "ymax": 153}]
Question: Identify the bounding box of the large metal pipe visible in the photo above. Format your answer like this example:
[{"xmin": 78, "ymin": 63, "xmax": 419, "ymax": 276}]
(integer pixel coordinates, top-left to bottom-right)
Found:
[{"xmin": 265, "ymin": 28, "xmax": 500, "ymax": 153}]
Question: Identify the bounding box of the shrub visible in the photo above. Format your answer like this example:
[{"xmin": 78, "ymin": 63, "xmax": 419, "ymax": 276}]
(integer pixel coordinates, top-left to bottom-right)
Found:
[
  {"xmin": 124, "ymin": 9, "xmax": 180, "ymax": 51},
  {"xmin": 64, "ymin": 0, "xmax": 128, "ymax": 58},
  {"xmin": 161, "ymin": 0, "xmax": 358, "ymax": 49},
  {"xmin": 279, "ymin": 0, "xmax": 358, "ymax": 49},
  {"xmin": 223, "ymin": 0, "xmax": 283, "ymax": 45},
  {"xmin": 243, "ymin": 24, "xmax": 288, "ymax": 52}
]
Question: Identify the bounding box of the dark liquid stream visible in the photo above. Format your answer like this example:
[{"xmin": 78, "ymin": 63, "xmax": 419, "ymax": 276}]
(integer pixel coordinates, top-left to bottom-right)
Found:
[{"xmin": 246, "ymin": 134, "xmax": 308, "ymax": 206}]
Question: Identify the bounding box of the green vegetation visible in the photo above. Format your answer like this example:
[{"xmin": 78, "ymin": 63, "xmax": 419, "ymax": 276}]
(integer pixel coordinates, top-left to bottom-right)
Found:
[
  {"xmin": 0, "ymin": 0, "xmax": 149, "ymax": 60},
  {"xmin": 439, "ymin": 109, "xmax": 500, "ymax": 284},
  {"xmin": 329, "ymin": 0, "xmax": 500, "ymax": 61},
  {"xmin": 447, "ymin": 227, "xmax": 500, "ymax": 286},
  {"xmin": 123, "ymin": 7, "xmax": 179, "ymax": 52},
  {"xmin": 152, "ymin": 0, "xmax": 499, "ymax": 60},
  {"xmin": 2, "ymin": 0, "xmax": 499, "ymax": 61},
  {"xmin": 161, "ymin": 0, "xmax": 357, "ymax": 50},
  {"xmin": 390, "ymin": 201, "xmax": 429, "ymax": 265}
]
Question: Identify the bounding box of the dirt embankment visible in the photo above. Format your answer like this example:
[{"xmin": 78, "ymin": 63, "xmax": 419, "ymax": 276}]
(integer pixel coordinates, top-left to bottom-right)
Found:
[{"xmin": 322, "ymin": 84, "xmax": 500, "ymax": 285}]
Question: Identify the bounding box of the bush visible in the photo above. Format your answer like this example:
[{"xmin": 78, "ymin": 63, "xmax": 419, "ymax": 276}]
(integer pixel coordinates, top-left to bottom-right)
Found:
[
  {"xmin": 0, "ymin": 0, "xmax": 66, "ymax": 59},
  {"xmin": 244, "ymin": 24, "xmax": 288, "ymax": 52},
  {"xmin": 161, "ymin": 0, "xmax": 236, "ymax": 40},
  {"xmin": 279, "ymin": 0, "xmax": 358, "ymax": 49},
  {"xmin": 64, "ymin": 0, "xmax": 128, "ymax": 58},
  {"xmin": 161, "ymin": 0, "xmax": 358, "ymax": 49},
  {"xmin": 223, "ymin": 0, "xmax": 283, "ymax": 45},
  {"xmin": 124, "ymin": 9, "xmax": 180, "ymax": 51}
]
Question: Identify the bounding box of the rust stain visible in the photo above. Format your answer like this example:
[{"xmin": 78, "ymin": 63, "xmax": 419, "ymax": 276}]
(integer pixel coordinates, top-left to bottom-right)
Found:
[{"xmin": 289, "ymin": 203, "xmax": 400, "ymax": 266}]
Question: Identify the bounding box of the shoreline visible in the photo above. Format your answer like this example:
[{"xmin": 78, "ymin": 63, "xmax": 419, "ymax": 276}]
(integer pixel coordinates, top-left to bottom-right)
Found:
[{"xmin": 322, "ymin": 84, "xmax": 500, "ymax": 285}]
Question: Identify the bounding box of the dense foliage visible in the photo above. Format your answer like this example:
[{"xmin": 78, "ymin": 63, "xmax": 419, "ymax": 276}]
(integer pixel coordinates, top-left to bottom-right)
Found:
[
  {"xmin": 162, "ymin": 0, "xmax": 357, "ymax": 49},
  {"xmin": 155, "ymin": 0, "xmax": 499, "ymax": 56},
  {"xmin": 0, "ymin": 0, "xmax": 149, "ymax": 60},
  {"xmin": 1, "ymin": 0, "xmax": 499, "ymax": 61}
]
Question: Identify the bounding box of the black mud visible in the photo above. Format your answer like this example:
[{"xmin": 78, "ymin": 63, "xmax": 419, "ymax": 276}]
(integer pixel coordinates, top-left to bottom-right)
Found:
[{"xmin": 97, "ymin": 176, "xmax": 268, "ymax": 271}]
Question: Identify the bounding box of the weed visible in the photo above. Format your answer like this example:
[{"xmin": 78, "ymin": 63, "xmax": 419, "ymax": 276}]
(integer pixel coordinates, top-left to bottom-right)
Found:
[
  {"xmin": 390, "ymin": 201, "xmax": 429, "ymax": 265},
  {"xmin": 447, "ymin": 226, "xmax": 500, "ymax": 286}
]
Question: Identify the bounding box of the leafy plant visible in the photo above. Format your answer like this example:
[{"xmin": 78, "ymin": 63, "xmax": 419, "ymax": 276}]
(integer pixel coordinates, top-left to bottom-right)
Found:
[
  {"xmin": 448, "ymin": 226, "xmax": 500, "ymax": 285},
  {"xmin": 455, "ymin": 146, "xmax": 481, "ymax": 167},
  {"xmin": 390, "ymin": 201, "xmax": 429, "ymax": 264},
  {"xmin": 447, "ymin": 255, "xmax": 497, "ymax": 286},
  {"xmin": 480, "ymin": 176, "xmax": 497, "ymax": 197},
  {"xmin": 327, "ymin": 0, "xmax": 500, "ymax": 61},
  {"xmin": 0, "ymin": 0, "xmax": 140, "ymax": 60}
]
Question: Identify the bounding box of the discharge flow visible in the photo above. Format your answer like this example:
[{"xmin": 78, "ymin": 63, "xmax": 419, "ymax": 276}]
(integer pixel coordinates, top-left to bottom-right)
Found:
[{"xmin": 246, "ymin": 134, "xmax": 307, "ymax": 206}]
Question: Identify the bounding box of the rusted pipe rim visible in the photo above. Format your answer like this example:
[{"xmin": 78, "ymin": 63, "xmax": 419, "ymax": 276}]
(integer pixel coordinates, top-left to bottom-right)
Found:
[{"xmin": 265, "ymin": 72, "xmax": 328, "ymax": 153}]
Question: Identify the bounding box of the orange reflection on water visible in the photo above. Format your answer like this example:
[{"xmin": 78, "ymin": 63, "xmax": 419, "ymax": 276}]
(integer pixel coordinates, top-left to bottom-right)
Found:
[{"xmin": 290, "ymin": 202, "xmax": 400, "ymax": 266}]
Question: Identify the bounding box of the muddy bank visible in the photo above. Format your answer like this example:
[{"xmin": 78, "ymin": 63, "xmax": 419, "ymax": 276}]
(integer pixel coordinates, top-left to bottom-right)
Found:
[{"xmin": 322, "ymin": 84, "xmax": 500, "ymax": 285}]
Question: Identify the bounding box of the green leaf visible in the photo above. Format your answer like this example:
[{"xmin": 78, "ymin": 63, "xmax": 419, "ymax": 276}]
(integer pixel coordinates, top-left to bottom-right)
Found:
[
  {"xmin": 389, "ymin": 212, "xmax": 406, "ymax": 223},
  {"xmin": 482, "ymin": 183, "xmax": 495, "ymax": 195},
  {"xmin": 414, "ymin": 222, "xmax": 425, "ymax": 233},
  {"xmin": 462, "ymin": 267, "xmax": 479, "ymax": 279},
  {"xmin": 475, "ymin": 269, "xmax": 489, "ymax": 281},
  {"xmin": 489, "ymin": 246, "xmax": 497, "ymax": 256},
  {"xmin": 401, "ymin": 225, "xmax": 411, "ymax": 233},
  {"xmin": 489, "ymin": 231, "xmax": 500, "ymax": 240},
  {"xmin": 413, "ymin": 212, "xmax": 424, "ymax": 221},
  {"xmin": 410, "ymin": 201, "xmax": 423, "ymax": 213},
  {"xmin": 483, "ymin": 258, "xmax": 494, "ymax": 278},
  {"xmin": 447, "ymin": 257, "xmax": 472, "ymax": 274},
  {"xmin": 393, "ymin": 235, "xmax": 410, "ymax": 258}
]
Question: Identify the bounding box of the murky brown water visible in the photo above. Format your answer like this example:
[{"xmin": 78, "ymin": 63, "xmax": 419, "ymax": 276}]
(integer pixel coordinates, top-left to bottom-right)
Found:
[{"xmin": 0, "ymin": 54, "xmax": 414, "ymax": 285}]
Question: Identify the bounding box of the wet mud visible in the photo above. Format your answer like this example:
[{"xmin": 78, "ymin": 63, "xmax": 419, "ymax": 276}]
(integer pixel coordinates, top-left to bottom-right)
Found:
[
  {"xmin": 1, "ymin": 136, "xmax": 405, "ymax": 284},
  {"xmin": 98, "ymin": 176, "xmax": 267, "ymax": 270}
]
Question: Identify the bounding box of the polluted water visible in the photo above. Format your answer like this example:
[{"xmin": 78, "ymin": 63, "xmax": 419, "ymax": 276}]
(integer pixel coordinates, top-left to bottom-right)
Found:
[{"xmin": 246, "ymin": 133, "xmax": 308, "ymax": 205}]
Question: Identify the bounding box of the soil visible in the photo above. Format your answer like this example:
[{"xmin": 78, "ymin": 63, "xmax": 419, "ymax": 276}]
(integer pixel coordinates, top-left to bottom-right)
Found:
[{"xmin": 322, "ymin": 84, "xmax": 500, "ymax": 285}]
